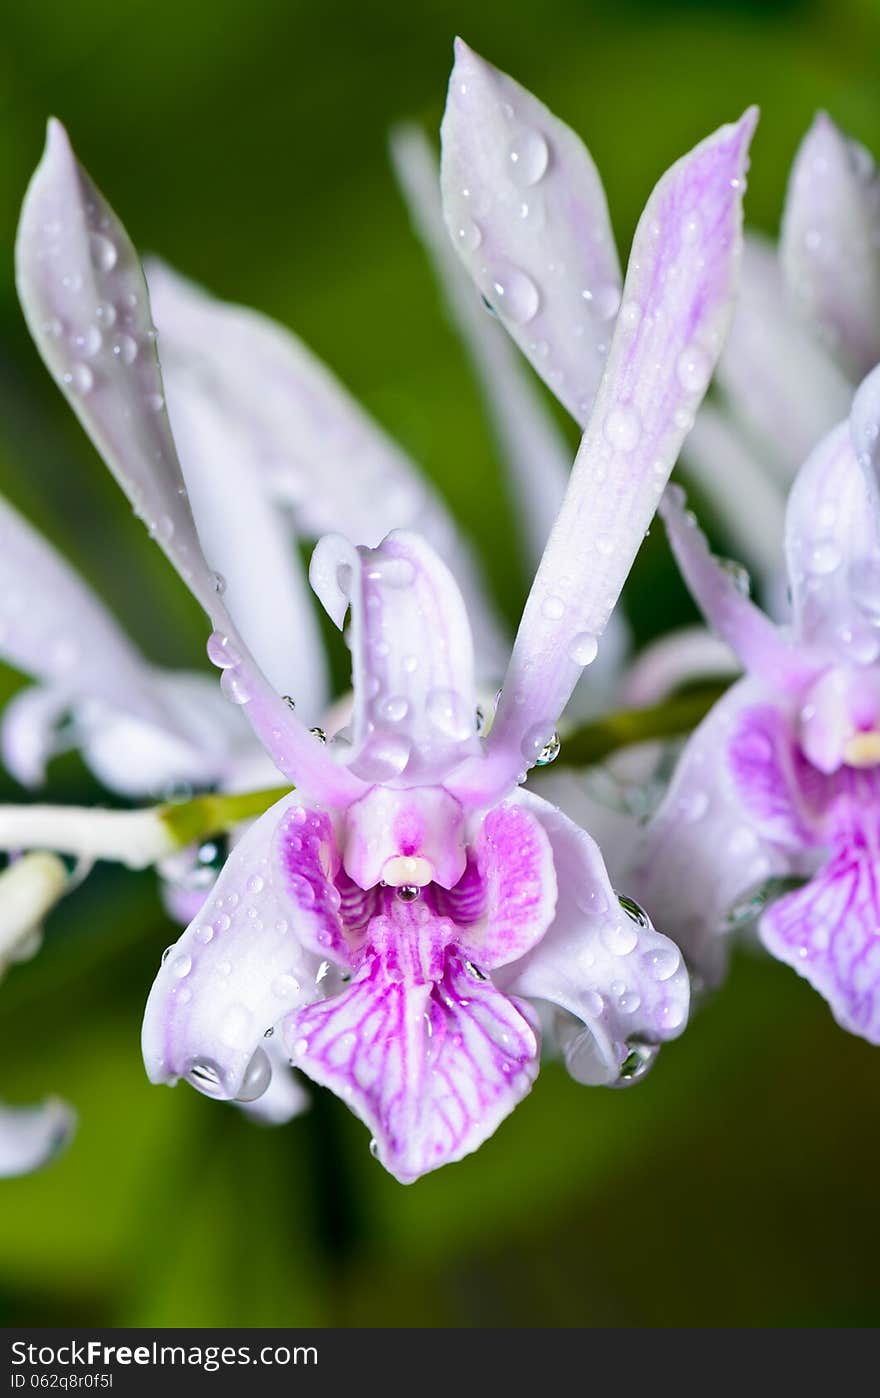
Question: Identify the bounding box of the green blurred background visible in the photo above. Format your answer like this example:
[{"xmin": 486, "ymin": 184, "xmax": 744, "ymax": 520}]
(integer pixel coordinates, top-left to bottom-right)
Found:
[{"xmin": 1, "ymin": 0, "xmax": 879, "ymax": 1328}]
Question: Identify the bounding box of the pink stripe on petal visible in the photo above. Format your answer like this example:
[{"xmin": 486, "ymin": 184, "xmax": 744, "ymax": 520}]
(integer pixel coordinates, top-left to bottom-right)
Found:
[
  {"xmin": 761, "ymin": 809, "xmax": 880, "ymax": 1043},
  {"xmin": 453, "ymin": 109, "xmax": 757, "ymax": 805},
  {"xmin": 458, "ymin": 800, "xmax": 557, "ymax": 969},
  {"xmin": 285, "ymin": 944, "xmax": 538, "ymax": 1183}
]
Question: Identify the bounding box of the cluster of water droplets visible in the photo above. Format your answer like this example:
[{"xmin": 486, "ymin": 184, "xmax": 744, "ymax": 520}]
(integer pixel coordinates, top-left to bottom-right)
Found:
[{"xmin": 41, "ymin": 207, "xmax": 167, "ymax": 410}]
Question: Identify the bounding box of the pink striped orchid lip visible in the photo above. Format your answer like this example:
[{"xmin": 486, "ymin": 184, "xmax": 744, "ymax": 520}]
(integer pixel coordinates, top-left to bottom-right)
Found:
[{"xmin": 12, "ymin": 54, "xmax": 756, "ymax": 1178}]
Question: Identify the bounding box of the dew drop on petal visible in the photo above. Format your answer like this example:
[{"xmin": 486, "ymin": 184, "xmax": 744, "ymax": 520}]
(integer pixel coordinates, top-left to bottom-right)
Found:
[
  {"xmin": 507, "ymin": 127, "xmax": 549, "ymax": 187},
  {"xmin": 490, "ymin": 266, "xmax": 540, "ymax": 324},
  {"xmin": 569, "ymin": 631, "xmax": 599, "ymax": 666},
  {"xmin": 89, "ymin": 232, "xmax": 117, "ymax": 271},
  {"xmin": 235, "ymin": 1047, "xmax": 272, "ymax": 1102},
  {"xmin": 603, "ymin": 405, "xmax": 641, "ymax": 451}
]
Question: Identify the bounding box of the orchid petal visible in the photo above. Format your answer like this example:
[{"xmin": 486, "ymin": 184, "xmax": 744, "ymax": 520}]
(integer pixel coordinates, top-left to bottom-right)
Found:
[
  {"xmin": 146, "ymin": 257, "xmax": 508, "ymax": 683},
  {"xmin": 440, "ymin": 40, "xmax": 621, "ymax": 425},
  {"xmin": 310, "ymin": 531, "xmax": 481, "ymax": 784},
  {"xmin": 849, "ymin": 360, "xmax": 880, "ymax": 519},
  {"xmin": 75, "ymin": 670, "xmax": 244, "ymax": 799},
  {"xmin": 457, "ymin": 800, "xmax": 557, "ymax": 969},
  {"xmin": 285, "ymin": 938, "xmax": 539, "ymax": 1183},
  {"xmin": 618, "ymin": 623, "xmax": 739, "ymax": 708},
  {"xmin": 632, "ymin": 680, "xmax": 803, "ymax": 986},
  {"xmin": 496, "ymin": 793, "xmax": 689, "ymax": 1085},
  {"xmin": 0, "ymin": 1099, "xmax": 75, "ymax": 1178},
  {"xmin": 781, "ymin": 113, "xmax": 880, "ymax": 379},
  {"xmin": 660, "ymin": 485, "xmax": 815, "ymax": 692},
  {"xmin": 717, "ymin": 233, "xmax": 851, "ymax": 480},
  {"xmin": 157, "ymin": 362, "xmax": 328, "ymax": 718},
  {"xmin": 1, "ymin": 684, "xmax": 73, "ymax": 788},
  {"xmin": 142, "ymin": 793, "xmax": 341, "ymax": 1099},
  {"xmin": 16, "ymin": 120, "xmax": 360, "ymax": 806},
  {"xmin": 680, "ymin": 402, "xmax": 787, "ymax": 589},
  {"xmin": 392, "ymin": 123, "xmax": 571, "ymax": 567},
  {"xmin": 785, "ymin": 420, "xmax": 880, "ymax": 665},
  {"xmin": 0, "ymin": 852, "xmax": 68, "ymax": 958},
  {"xmin": 760, "ymin": 821, "xmax": 880, "ymax": 1043},
  {"xmin": 0, "ymin": 493, "xmax": 160, "ymax": 725},
  {"xmin": 453, "ymin": 110, "xmax": 757, "ymax": 803}
]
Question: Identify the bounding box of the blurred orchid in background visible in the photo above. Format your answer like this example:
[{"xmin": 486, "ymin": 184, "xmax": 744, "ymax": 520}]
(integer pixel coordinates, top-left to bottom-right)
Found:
[
  {"xmin": 635, "ymin": 365, "xmax": 880, "ymax": 1042},
  {"xmin": 683, "ymin": 111, "xmax": 880, "ymax": 604},
  {"xmin": 6, "ymin": 32, "xmax": 756, "ymax": 1180}
]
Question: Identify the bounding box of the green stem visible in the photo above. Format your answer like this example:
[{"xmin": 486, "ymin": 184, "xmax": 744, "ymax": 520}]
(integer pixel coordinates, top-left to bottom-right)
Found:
[{"xmin": 160, "ymin": 784, "xmax": 292, "ymax": 847}]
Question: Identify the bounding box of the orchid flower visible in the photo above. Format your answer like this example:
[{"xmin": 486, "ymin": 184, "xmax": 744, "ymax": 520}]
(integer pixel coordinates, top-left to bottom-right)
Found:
[
  {"xmin": 13, "ymin": 80, "xmax": 753, "ymax": 1180},
  {"xmin": 0, "ymin": 852, "xmax": 75, "ymax": 1175},
  {"xmin": 633, "ymin": 362, "xmax": 880, "ymax": 1042}
]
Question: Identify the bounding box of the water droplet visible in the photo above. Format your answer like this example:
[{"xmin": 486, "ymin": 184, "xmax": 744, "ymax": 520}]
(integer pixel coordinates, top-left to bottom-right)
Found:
[
  {"xmin": 396, "ymin": 885, "xmax": 420, "ymax": 903},
  {"xmin": 618, "ymin": 894, "xmax": 649, "ymax": 927},
  {"xmin": 235, "ymin": 1047, "xmax": 272, "ymax": 1102},
  {"xmin": 676, "ymin": 345, "xmax": 711, "ymax": 393},
  {"xmin": 717, "ymin": 556, "xmax": 751, "ymax": 596},
  {"xmin": 489, "ymin": 265, "xmax": 540, "ymax": 324},
  {"xmin": 808, "ymin": 540, "xmax": 841, "ymax": 575},
  {"xmin": 194, "ymin": 923, "xmax": 214, "ymax": 945},
  {"xmin": 603, "ymin": 405, "xmax": 641, "ymax": 451},
  {"xmin": 213, "ymin": 572, "xmax": 227, "ymax": 595},
  {"xmin": 507, "ymin": 127, "xmax": 548, "ymax": 186},
  {"xmin": 309, "ymin": 726, "xmax": 327, "ymax": 743},
  {"xmin": 426, "ymin": 688, "xmax": 473, "ymax": 740},
  {"xmin": 94, "ymin": 301, "xmax": 117, "ymax": 327},
  {"xmin": 220, "ymin": 667, "xmax": 252, "ymax": 705},
  {"xmin": 74, "ymin": 324, "xmax": 102, "ymax": 356},
  {"xmin": 541, "ymin": 594, "xmax": 565, "ymax": 621},
  {"xmin": 641, "ymin": 945, "xmax": 681, "ymax": 982},
  {"xmin": 89, "ymin": 232, "xmax": 117, "ymax": 271},
  {"xmin": 66, "ymin": 362, "xmax": 93, "ymax": 394},
  {"xmin": 112, "ymin": 334, "xmax": 138, "ymax": 366},
  {"xmin": 456, "ymin": 218, "xmax": 482, "ymax": 250},
  {"xmin": 171, "ymin": 953, "xmax": 192, "ymax": 979},
  {"xmin": 206, "ymin": 630, "xmax": 239, "ymax": 669},
  {"xmin": 615, "ymin": 1042, "xmax": 659, "ymax": 1087},
  {"xmin": 188, "ymin": 1057, "xmax": 224, "ymax": 1095},
  {"xmin": 569, "ymin": 631, "xmax": 599, "ymax": 666},
  {"xmin": 380, "ymin": 695, "xmax": 409, "ymax": 723},
  {"xmin": 247, "ymin": 874, "xmax": 265, "ymax": 894}
]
